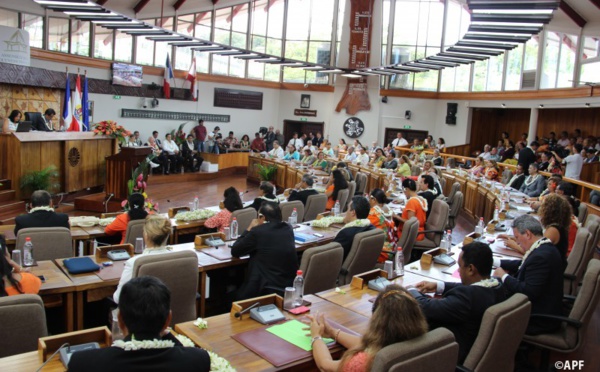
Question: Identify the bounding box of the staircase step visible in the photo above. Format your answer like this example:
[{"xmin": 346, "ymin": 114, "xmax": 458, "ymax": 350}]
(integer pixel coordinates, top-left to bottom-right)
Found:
[
  {"xmin": 0, "ymin": 190, "xmax": 16, "ymax": 203},
  {"xmin": 0, "ymin": 180, "xmax": 11, "ymax": 191},
  {"xmin": 0, "ymin": 217, "xmax": 15, "ymax": 225},
  {"xmin": 0, "ymin": 201, "xmax": 26, "ymax": 220}
]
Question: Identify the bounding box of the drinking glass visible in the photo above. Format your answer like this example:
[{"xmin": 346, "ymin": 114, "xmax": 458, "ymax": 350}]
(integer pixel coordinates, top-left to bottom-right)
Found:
[
  {"xmin": 134, "ymin": 238, "xmax": 144, "ymax": 254},
  {"xmin": 11, "ymin": 249, "xmax": 22, "ymax": 267}
]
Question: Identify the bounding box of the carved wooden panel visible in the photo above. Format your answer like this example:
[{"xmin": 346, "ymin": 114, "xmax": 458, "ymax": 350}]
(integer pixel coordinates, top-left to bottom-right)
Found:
[{"xmin": 0, "ymin": 84, "xmax": 61, "ymax": 129}]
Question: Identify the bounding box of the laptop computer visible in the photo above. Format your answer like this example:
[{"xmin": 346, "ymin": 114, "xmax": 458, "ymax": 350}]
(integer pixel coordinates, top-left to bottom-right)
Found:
[{"xmin": 16, "ymin": 121, "xmax": 32, "ymax": 132}]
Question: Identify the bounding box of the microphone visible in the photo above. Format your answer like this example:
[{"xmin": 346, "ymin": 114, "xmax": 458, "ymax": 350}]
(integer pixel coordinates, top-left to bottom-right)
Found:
[
  {"xmin": 234, "ymin": 301, "xmax": 260, "ymax": 318},
  {"xmin": 35, "ymin": 343, "xmax": 69, "ymax": 372}
]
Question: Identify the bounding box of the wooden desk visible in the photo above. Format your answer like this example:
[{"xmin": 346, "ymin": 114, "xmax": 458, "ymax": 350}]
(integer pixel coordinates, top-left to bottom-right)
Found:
[
  {"xmin": 175, "ymin": 294, "xmax": 370, "ymax": 371},
  {"xmin": 29, "ymin": 260, "xmax": 76, "ymax": 332},
  {"xmin": 0, "ymin": 351, "xmax": 53, "ymax": 372},
  {"xmin": 316, "ymin": 272, "xmax": 429, "ymax": 318}
]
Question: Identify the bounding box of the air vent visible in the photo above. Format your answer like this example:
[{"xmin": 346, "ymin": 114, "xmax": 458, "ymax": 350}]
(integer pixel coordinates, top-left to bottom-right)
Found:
[{"xmin": 521, "ymin": 70, "xmax": 537, "ymax": 89}]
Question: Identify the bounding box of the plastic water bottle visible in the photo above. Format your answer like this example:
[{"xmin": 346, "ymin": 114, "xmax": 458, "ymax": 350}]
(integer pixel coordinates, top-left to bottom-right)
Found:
[
  {"xmin": 493, "ymin": 207, "xmax": 500, "ymax": 221},
  {"xmin": 193, "ymin": 196, "xmax": 199, "ymax": 211},
  {"xmin": 446, "ymin": 163, "xmax": 451, "ymax": 172},
  {"xmin": 475, "ymin": 217, "xmax": 485, "ymax": 235},
  {"xmin": 333, "ymin": 200, "xmax": 341, "ymax": 216},
  {"xmin": 293, "ymin": 270, "xmax": 304, "ymax": 307},
  {"xmin": 230, "ymin": 217, "xmax": 239, "ymax": 239},
  {"xmin": 23, "ymin": 237, "xmax": 34, "ymax": 266},
  {"xmin": 446, "ymin": 230, "xmax": 452, "ymax": 247},
  {"xmin": 289, "ymin": 208, "xmax": 298, "ymax": 225},
  {"xmin": 394, "ymin": 246, "xmax": 404, "ymax": 276},
  {"xmin": 440, "ymin": 231, "xmax": 449, "ymax": 250}
]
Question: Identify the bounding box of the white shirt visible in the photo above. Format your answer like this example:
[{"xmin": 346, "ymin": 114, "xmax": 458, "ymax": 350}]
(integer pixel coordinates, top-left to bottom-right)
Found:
[
  {"xmin": 557, "ymin": 138, "xmax": 570, "ymax": 147},
  {"xmin": 480, "ymin": 151, "xmax": 492, "ymax": 160},
  {"xmin": 303, "ymin": 145, "xmax": 318, "ymax": 154},
  {"xmin": 344, "ymin": 152, "xmax": 357, "ymax": 162},
  {"xmin": 356, "ymin": 153, "xmax": 370, "ymax": 164},
  {"xmin": 288, "ymin": 138, "xmax": 304, "ymax": 150},
  {"xmin": 162, "ymin": 139, "xmax": 179, "ymax": 154},
  {"xmin": 113, "ymin": 247, "xmax": 173, "ymax": 303},
  {"xmin": 563, "ymin": 153, "xmax": 583, "ymax": 180},
  {"xmin": 392, "ymin": 138, "xmax": 408, "ymax": 147},
  {"xmin": 269, "ymin": 146, "xmax": 284, "ymax": 159}
]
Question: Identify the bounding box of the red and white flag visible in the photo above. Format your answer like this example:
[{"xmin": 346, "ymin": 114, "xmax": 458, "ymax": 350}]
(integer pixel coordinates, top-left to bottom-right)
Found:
[
  {"xmin": 163, "ymin": 53, "xmax": 174, "ymax": 99},
  {"xmin": 68, "ymin": 74, "xmax": 83, "ymax": 131},
  {"xmin": 186, "ymin": 58, "xmax": 197, "ymax": 101}
]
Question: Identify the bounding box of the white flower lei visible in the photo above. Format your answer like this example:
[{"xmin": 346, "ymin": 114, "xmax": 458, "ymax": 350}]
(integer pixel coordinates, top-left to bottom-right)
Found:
[
  {"xmin": 340, "ymin": 219, "xmax": 371, "ymax": 230},
  {"xmin": 524, "ymin": 174, "xmax": 539, "ymax": 186},
  {"xmin": 408, "ymin": 196, "xmax": 428, "ymax": 212},
  {"xmin": 173, "ymin": 334, "xmax": 237, "ymax": 371},
  {"xmin": 310, "ymin": 216, "xmax": 344, "ymax": 228},
  {"xmin": 112, "ymin": 337, "xmax": 175, "ymax": 351},
  {"xmin": 471, "ymin": 278, "xmax": 500, "ymax": 288},
  {"xmin": 519, "ymin": 237, "xmax": 551, "ymax": 270},
  {"xmin": 29, "ymin": 206, "xmax": 54, "ymax": 213},
  {"xmin": 373, "ymin": 205, "xmax": 393, "ymax": 219}
]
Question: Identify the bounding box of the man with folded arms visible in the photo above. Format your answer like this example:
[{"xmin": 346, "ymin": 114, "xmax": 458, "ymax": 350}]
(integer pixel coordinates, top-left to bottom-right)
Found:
[
  {"xmin": 493, "ymin": 214, "xmax": 563, "ymax": 335},
  {"xmin": 231, "ymin": 202, "xmax": 298, "ymax": 300},
  {"xmin": 68, "ymin": 276, "xmax": 210, "ymax": 372},
  {"xmin": 287, "ymin": 174, "xmax": 318, "ymax": 206},
  {"xmin": 333, "ymin": 196, "xmax": 374, "ymax": 260},
  {"xmin": 408, "ymin": 242, "xmax": 506, "ymax": 363}
]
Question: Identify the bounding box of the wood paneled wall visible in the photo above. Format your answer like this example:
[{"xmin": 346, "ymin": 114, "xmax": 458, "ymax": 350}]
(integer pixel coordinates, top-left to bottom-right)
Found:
[
  {"xmin": 470, "ymin": 107, "xmax": 600, "ymax": 154},
  {"xmin": 0, "ymin": 84, "xmax": 61, "ymax": 129}
]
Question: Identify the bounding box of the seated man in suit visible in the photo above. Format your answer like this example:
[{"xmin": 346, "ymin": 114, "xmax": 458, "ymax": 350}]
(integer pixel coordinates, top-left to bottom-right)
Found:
[
  {"xmin": 231, "ymin": 202, "xmax": 298, "ymax": 300},
  {"xmin": 408, "ymin": 242, "xmax": 507, "ymax": 362},
  {"xmin": 505, "ymin": 164, "xmax": 526, "ymax": 190},
  {"xmin": 181, "ymin": 134, "xmax": 203, "ymax": 172},
  {"xmin": 333, "ymin": 196, "xmax": 374, "ymax": 260},
  {"xmin": 32, "ymin": 108, "xmax": 56, "ymax": 132},
  {"xmin": 68, "ymin": 276, "xmax": 210, "ymax": 372},
  {"xmin": 287, "ymin": 174, "xmax": 318, "ymax": 206},
  {"xmin": 247, "ymin": 181, "xmax": 279, "ymax": 211},
  {"xmin": 493, "ymin": 215, "xmax": 563, "ymax": 335},
  {"xmin": 15, "ymin": 190, "xmax": 69, "ymax": 235}
]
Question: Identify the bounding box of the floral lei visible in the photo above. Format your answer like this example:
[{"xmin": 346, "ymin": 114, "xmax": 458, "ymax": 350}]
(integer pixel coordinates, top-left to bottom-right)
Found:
[
  {"xmin": 471, "ymin": 278, "xmax": 500, "ymax": 288},
  {"xmin": 373, "ymin": 205, "xmax": 393, "ymax": 219},
  {"xmin": 408, "ymin": 196, "xmax": 428, "ymax": 212},
  {"xmin": 341, "ymin": 219, "xmax": 372, "ymax": 230},
  {"xmin": 519, "ymin": 237, "xmax": 551, "ymax": 270},
  {"xmin": 29, "ymin": 206, "xmax": 54, "ymax": 213}
]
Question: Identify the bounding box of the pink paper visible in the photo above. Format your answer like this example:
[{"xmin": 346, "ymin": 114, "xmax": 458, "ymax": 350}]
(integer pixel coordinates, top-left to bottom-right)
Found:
[{"xmin": 452, "ymin": 269, "xmax": 461, "ymax": 279}]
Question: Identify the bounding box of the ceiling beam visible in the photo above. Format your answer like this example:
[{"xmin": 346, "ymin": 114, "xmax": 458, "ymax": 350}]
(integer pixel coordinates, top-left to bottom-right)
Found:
[
  {"xmin": 96, "ymin": 0, "xmax": 109, "ymax": 5},
  {"xmin": 590, "ymin": 0, "xmax": 600, "ymax": 10},
  {"xmin": 173, "ymin": 0, "xmax": 187, "ymax": 11},
  {"xmin": 560, "ymin": 1, "xmax": 586, "ymax": 28},
  {"xmin": 133, "ymin": 0, "xmax": 150, "ymax": 14}
]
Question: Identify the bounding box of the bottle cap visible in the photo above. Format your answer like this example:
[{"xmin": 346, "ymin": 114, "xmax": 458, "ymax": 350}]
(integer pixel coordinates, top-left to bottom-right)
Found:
[
  {"xmin": 233, "ymin": 217, "xmax": 237, "ymax": 220},
  {"xmin": 297, "ymin": 270, "xmax": 303, "ymax": 275},
  {"xmin": 25, "ymin": 237, "xmax": 31, "ymax": 241}
]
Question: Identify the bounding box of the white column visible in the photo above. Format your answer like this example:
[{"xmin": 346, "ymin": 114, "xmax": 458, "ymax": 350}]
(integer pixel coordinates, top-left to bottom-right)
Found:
[{"xmin": 528, "ymin": 108, "xmax": 539, "ymax": 144}]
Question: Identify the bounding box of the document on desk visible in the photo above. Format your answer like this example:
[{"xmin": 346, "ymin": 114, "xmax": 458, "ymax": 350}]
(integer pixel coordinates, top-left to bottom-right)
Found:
[
  {"xmin": 441, "ymin": 265, "xmax": 461, "ymax": 279},
  {"xmin": 294, "ymin": 232, "xmax": 318, "ymax": 244},
  {"xmin": 267, "ymin": 320, "xmax": 333, "ymax": 351},
  {"xmin": 199, "ymin": 246, "xmax": 233, "ymax": 261}
]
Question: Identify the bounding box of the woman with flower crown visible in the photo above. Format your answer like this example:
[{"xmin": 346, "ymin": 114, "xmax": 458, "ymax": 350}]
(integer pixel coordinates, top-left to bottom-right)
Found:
[{"xmin": 305, "ymin": 285, "xmax": 427, "ymax": 371}]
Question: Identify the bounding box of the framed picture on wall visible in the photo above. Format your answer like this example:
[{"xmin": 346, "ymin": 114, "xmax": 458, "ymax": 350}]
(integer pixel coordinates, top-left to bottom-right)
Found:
[{"xmin": 300, "ymin": 94, "xmax": 311, "ymax": 108}]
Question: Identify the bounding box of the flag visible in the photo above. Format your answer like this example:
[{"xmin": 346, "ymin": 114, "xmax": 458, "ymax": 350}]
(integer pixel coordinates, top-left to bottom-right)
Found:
[
  {"xmin": 185, "ymin": 58, "xmax": 197, "ymax": 101},
  {"xmin": 81, "ymin": 75, "xmax": 89, "ymax": 131},
  {"xmin": 68, "ymin": 74, "xmax": 83, "ymax": 131},
  {"xmin": 163, "ymin": 53, "xmax": 174, "ymax": 99},
  {"xmin": 62, "ymin": 73, "xmax": 72, "ymax": 130}
]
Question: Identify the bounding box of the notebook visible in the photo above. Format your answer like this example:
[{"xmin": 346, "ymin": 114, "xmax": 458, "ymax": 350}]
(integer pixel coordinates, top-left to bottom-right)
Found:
[{"xmin": 63, "ymin": 257, "xmax": 101, "ymax": 274}]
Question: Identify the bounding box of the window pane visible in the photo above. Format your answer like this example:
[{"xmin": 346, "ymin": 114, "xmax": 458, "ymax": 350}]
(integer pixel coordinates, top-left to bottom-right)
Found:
[
  {"xmin": 472, "ymin": 59, "xmax": 488, "ymax": 91},
  {"xmin": 391, "ymin": 46, "xmax": 414, "ymax": 63},
  {"xmin": 390, "ymin": 73, "xmax": 412, "ymax": 89},
  {"xmin": 0, "ymin": 9, "xmax": 18, "ymax": 27},
  {"xmin": 335, "ymin": 0, "xmax": 346, "ymax": 65},
  {"xmin": 212, "ymin": 54, "xmax": 229, "ymax": 75},
  {"xmin": 264, "ymin": 64, "xmax": 280, "ymax": 81},
  {"xmin": 440, "ymin": 63, "xmax": 470, "ymax": 92},
  {"xmin": 175, "ymin": 47, "xmax": 192, "ymax": 70},
  {"xmin": 267, "ymin": 0, "xmax": 284, "ymax": 39},
  {"xmin": 232, "ymin": 4, "xmax": 249, "ymax": 33},
  {"xmin": 580, "ymin": 62, "xmax": 600, "ymax": 83},
  {"xmin": 582, "ymin": 36, "xmax": 599, "ymax": 60},
  {"xmin": 248, "ymin": 58, "xmax": 265, "ymax": 80},
  {"xmin": 541, "ymin": 32, "xmax": 559, "ymax": 89},
  {"xmin": 155, "ymin": 42, "xmax": 170, "ymax": 67},
  {"xmin": 557, "ymin": 34, "xmax": 577, "ymax": 88},
  {"xmin": 444, "ymin": 0, "xmax": 470, "ymax": 47},
  {"xmin": 136, "ymin": 34, "xmax": 155, "ymax": 65},
  {"xmin": 114, "ymin": 31, "xmax": 132, "ymax": 63},
  {"xmin": 177, "ymin": 14, "xmax": 194, "ymax": 36},
  {"xmin": 252, "ymin": 35, "xmax": 266, "ymax": 53},
  {"xmin": 93, "ymin": 25, "xmax": 113, "ymax": 60},
  {"xmin": 393, "ymin": 2, "xmax": 420, "ymax": 45},
  {"xmin": 215, "ymin": 7, "xmax": 231, "ymax": 43},
  {"xmin": 523, "ymin": 36, "xmax": 539, "ymax": 71},
  {"xmin": 195, "ymin": 12, "xmax": 212, "ymax": 40},
  {"xmin": 414, "ymin": 70, "xmax": 438, "ymax": 91},
  {"xmin": 22, "ymin": 14, "xmax": 43, "ymax": 48},
  {"xmin": 231, "ymin": 31, "xmax": 246, "ymax": 49},
  {"xmin": 286, "ymin": 1, "xmax": 310, "ymax": 40},
  {"xmin": 487, "ymin": 54, "xmax": 504, "ymax": 91},
  {"xmin": 285, "ymin": 40, "xmax": 308, "ymax": 60},
  {"xmin": 229, "ymin": 56, "xmax": 245, "ymax": 77},
  {"xmin": 309, "ymin": 41, "xmax": 330, "ymax": 64},
  {"xmin": 310, "ymin": 0, "xmax": 334, "ymax": 40},
  {"xmin": 196, "ymin": 51, "xmax": 209, "ymax": 74},
  {"xmin": 70, "ymin": 20, "xmax": 89, "ymax": 56},
  {"xmin": 266, "ymin": 37, "xmax": 281, "ymax": 56},
  {"xmin": 283, "ymin": 65, "xmax": 306, "ymax": 82},
  {"xmin": 251, "ymin": 0, "xmax": 268, "ymax": 36},
  {"xmin": 48, "ymin": 17, "xmax": 69, "ymax": 53},
  {"xmin": 505, "ymin": 44, "xmax": 523, "ymax": 91}
]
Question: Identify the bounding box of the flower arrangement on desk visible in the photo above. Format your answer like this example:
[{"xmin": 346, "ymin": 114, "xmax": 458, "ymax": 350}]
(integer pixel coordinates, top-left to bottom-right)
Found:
[
  {"xmin": 175, "ymin": 209, "xmax": 216, "ymax": 221},
  {"xmin": 310, "ymin": 216, "xmax": 344, "ymax": 228},
  {"xmin": 121, "ymin": 155, "xmax": 159, "ymax": 213},
  {"xmin": 93, "ymin": 120, "xmax": 132, "ymax": 145},
  {"xmin": 173, "ymin": 332, "xmax": 237, "ymax": 372}
]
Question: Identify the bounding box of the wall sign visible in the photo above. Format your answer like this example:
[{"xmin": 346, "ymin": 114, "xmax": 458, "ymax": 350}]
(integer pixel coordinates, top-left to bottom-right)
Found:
[
  {"xmin": 294, "ymin": 109, "xmax": 317, "ymax": 117},
  {"xmin": 214, "ymin": 88, "xmax": 263, "ymax": 110},
  {"xmin": 0, "ymin": 26, "xmax": 30, "ymax": 67},
  {"xmin": 343, "ymin": 117, "xmax": 365, "ymax": 138},
  {"xmin": 121, "ymin": 109, "xmax": 230, "ymax": 122}
]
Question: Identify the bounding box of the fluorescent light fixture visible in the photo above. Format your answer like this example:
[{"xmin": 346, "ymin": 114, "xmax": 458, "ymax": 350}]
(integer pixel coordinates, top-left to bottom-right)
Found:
[
  {"xmin": 35, "ymin": 0, "xmax": 98, "ymax": 6},
  {"xmin": 252, "ymin": 57, "xmax": 279, "ymax": 61},
  {"xmin": 319, "ymin": 69, "xmax": 344, "ymax": 73},
  {"xmin": 472, "ymin": 9, "xmax": 553, "ymax": 15},
  {"xmin": 471, "ymin": 21, "xmax": 545, "ymax": 27},
  {"xmin": 64, "ymin": 11, "xmax": 117, "ymax": 16},
  {"xmin": 302, "ymin": 66, "xmax": 325, "ymax": 70},
  {"xmin": 117, "ymin": 28, "xmax": 160, "ymax": 32},
  {"xmin": 92, "ymin": 20, "xmax": 141, "ymax": 24},
  {"xmin": 341, "ymin": 73, "xmax": 363, "ymax": 78},
  {"xmin": 279, "ymin": 62, "xmax": 306, "ymax": 67}
]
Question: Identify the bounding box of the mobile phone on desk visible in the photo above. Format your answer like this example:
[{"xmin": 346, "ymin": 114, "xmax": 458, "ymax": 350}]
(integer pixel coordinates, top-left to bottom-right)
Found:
[
  {"xmin": 37, "ymin": 275, "xmax": 46, "ymax": 283},
  {"xmin": 313, "ymin": 233, "xmax": 324, "ymax": 238}
]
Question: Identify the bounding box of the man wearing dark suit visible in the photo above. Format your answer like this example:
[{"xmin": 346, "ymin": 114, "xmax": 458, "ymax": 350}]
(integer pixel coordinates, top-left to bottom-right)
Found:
[
  {"xmin": 181, "ymin": 135, "xmax": 203, "ymax": 172},
  {"xmin": 334, "ymin": 196, "xmax": 374, "ymax": 260},
  {"xmin": 15, "ymin": 190, "xmax": 69, "ymax": 235},
  {"xmin": 68, "ymin": 276, "xmax": 210, "ymax": 372},
  {"xmin": 417, "ymin": 175, "xmax": 437, "ymax": 219},
  {"xmin": 247, "ymin": 181, "xmax": 279, "ymax": 211},
  {"xmin": 264, "ymin": 126, "xmax": 276, "ymax": 151},
  {"xmin": 409, "ymin": 242, "xmax": 506, "ymax": 362},
  {"xmin": 505, "ymin": 164, "xmax": 526, "ymax": 190},
  {"xmin": 493, "ymin": 215, "xmax": 563, "ymax": 335},
  {"xmin": 518, "ymin": 141, "xmax": 539, "ymax": 175},
  {"xmin": 287, "ymin": 174, "xmax": 318, "ymax": 206},
  {"xmin": 33, "ymin": 108, "xmax": 56, "ymax": 132},
  {"xmin": 231, "ymin": 202, "xmax": 298, "ymax": 300}
]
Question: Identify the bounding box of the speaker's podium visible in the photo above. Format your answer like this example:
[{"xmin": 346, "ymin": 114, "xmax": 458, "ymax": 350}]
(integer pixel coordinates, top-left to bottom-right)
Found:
[{"xmin": 105, "ymin": 147, "xmax": 152, "ymax": 200}]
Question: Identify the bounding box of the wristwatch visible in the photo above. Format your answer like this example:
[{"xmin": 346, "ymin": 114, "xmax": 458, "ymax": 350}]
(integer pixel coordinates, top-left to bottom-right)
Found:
[{"xmin": 311, "ymin": 336, "xmax": 323, "ymax": 346}]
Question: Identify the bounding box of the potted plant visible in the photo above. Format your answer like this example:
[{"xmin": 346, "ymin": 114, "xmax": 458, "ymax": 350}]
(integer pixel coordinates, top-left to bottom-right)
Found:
[
  {"xmin": 255, "ymin": 164, "xmax": 277, "ymax": 182},
  {"xmin": 20, "ymin": 165, "xmax": 60, "ymax": 196}
]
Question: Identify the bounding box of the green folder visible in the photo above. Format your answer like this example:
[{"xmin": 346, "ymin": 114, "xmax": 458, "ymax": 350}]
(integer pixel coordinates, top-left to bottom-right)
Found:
[{"xmin": 266, "ymin": 319, "xmax": 334, "ymax": 351}]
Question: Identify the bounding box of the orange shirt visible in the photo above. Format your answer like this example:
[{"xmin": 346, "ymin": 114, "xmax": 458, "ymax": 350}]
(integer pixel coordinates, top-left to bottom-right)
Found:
[
  {"xmin": 104, "ymin": 213, "xmax": 130, "ymax": 244},
  {"xmin": 401, "ymin": 197, "xmax": 427, "ymax": 241},
  {"xmin": 326, "ymin": 185, "xmax": 335, "ymax": 210},
  {"xmin": 566, "ymin": 218, "xmax": 579, "ymax": 256},
  {"xmin": 5, "ymin": 272, "xmax": 42, "ymax": 296}
]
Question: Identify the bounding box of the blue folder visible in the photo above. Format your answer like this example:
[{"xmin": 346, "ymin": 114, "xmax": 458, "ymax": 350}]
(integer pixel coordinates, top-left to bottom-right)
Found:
[{"xmin": 63, "ymin": 257, "xmax": 100, "ymax": 274}]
